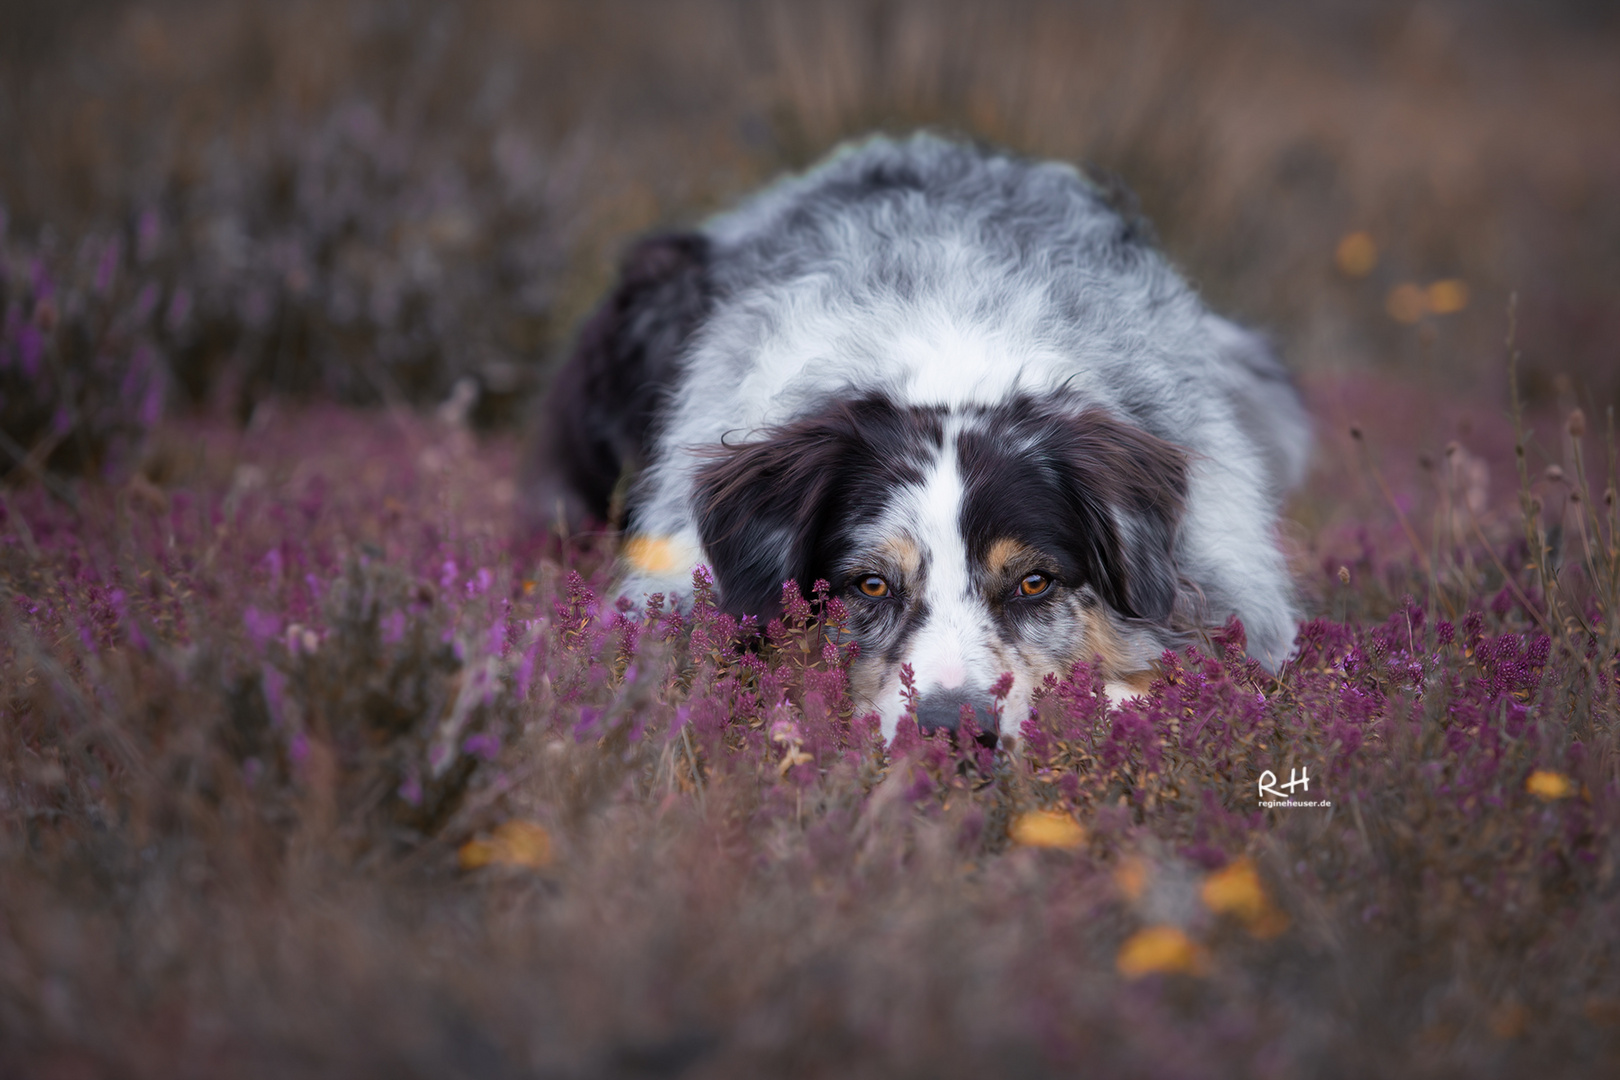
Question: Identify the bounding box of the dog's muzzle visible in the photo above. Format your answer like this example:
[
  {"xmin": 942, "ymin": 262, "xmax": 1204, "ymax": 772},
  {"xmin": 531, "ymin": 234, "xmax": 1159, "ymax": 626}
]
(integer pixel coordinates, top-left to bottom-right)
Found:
[{"xmin": 915, "ymin": 688, "xmax": 998, "ymax": 747}]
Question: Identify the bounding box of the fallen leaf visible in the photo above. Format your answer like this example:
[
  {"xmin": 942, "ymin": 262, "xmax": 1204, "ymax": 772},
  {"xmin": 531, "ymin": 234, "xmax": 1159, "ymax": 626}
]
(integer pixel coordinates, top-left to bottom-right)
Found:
[
  {"xmin": 1526, "ymin": 770, "xmax": 1573, "ymax": 801},
  {"xmin": 1335, "ymin": 231, "xmax": 1378, "ymax": 277},
  {"xmin": 1117, "ymin": 925, "xmax": 1208, "ymax": 978},
  {"xmin": 459, "ymin": 820, "xmax": 554, "ymax": 871},
  {"xmin": 1426, "ymin": 278, "xmax": 1469, "ymax": 314},
  {"xmin": 1009, "ymin": 810, "xmax": 1086, "ymax": 850}
]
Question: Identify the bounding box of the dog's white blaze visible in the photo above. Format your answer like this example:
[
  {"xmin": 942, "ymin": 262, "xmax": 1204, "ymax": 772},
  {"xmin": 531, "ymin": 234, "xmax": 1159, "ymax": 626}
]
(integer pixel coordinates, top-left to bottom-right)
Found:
[{"xmin": 883, "ymin": 431, "xmax": 1001, "ymax": 737}]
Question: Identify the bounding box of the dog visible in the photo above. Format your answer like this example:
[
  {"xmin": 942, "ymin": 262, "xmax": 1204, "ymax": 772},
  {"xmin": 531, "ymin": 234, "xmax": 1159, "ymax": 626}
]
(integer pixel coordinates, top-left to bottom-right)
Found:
[{"xmin": 529, "ymin": 133, "xmax": 1309, "ymax": 743}]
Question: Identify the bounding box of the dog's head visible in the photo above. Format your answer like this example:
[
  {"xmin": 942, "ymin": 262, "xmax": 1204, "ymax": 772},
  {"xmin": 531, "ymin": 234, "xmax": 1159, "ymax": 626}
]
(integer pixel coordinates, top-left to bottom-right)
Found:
[{"xmin": 695, "ymin": 392, "xmax": 1188, "ymax": 742}]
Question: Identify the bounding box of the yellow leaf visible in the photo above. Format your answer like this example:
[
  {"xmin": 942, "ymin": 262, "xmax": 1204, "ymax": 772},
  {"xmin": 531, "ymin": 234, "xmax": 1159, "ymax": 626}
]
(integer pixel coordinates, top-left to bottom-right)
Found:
[
  {"xmin": 1426, "ymin": 278, "xmax": 1469, "ymax": 315},
  {"xmin": 1334, "ymin": 232, "xmax": 1378, "ymax": 277},
  {"xmin": 1116, "ymin": 925, "xmax": 1208, "ymax": 978},
  {"xmin": 1009, "ymin": 810, "xmax": 1087, "ymax": 850},
  {"xmin": 459, "ymin": 820, "xmax": 553, "ymax": 870},
  {"xmin": 1201, "ymin": 858, "xmax": 1266, "ymax": 920},
  {"xmin": 1200, "ymin": 857, "xmax": 1290, "ymax": 938},
  {"xmin": 1526, "ymin": 770, "xmax": 1573, "ymax": 801}
]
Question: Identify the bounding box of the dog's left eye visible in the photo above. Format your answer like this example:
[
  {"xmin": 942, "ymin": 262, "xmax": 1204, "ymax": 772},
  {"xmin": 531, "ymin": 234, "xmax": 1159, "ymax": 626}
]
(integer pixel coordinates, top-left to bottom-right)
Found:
[
  {"xmin": 857, "ymin": 575, "xmax": 891, "ymax": 598},
  {"xmin": 1018, "ymin": 573, "xmax": 1053, "ymax": 598}
]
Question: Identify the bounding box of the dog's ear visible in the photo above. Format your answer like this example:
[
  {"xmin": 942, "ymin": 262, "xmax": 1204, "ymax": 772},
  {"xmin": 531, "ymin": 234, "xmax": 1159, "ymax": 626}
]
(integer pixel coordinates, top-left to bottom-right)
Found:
[
  {"xmin": 1056, "ymin": 410, "xmax": 1188, "ymax": 622},
  {"xmin": 694, "ymin": 397, "xmax": 932, "ymax": 618},
  {"xmin": 527, "ymin": 233, "xmax": 712, "ymax": 530},
  {"xmin": 692, "ymin": 417, "xmax": 854, "ymax": 619}
]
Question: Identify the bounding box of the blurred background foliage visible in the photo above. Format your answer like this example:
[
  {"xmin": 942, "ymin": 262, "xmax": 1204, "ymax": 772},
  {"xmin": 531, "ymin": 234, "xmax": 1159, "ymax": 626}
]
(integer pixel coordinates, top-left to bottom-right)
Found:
[{"xmin": 1, "ymin": 0, "xmax": 1617, "ymax": 473}]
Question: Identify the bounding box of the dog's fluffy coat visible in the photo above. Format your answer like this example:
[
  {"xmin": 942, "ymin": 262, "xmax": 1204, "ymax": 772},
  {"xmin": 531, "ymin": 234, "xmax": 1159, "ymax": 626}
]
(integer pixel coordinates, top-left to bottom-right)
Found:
[{"xmin": 532, "ymin": 133, "xmax": 1309, "ymax": 741}]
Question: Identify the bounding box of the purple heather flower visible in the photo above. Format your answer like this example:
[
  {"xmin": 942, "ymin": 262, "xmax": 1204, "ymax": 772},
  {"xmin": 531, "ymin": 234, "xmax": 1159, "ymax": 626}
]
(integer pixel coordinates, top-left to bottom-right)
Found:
[
  {"xmin": 94, "ymin": 236, "xmax": 121, "ymax": 296},
  {"xmin": 136, "ymin": 209, "xmax": 162, "ymax": 262},
  {"xmin": 261, "ymin": 664, "xmax": 288, "ymax": 728},
  {"xmin": 243, "ymin": 605, "xmax": 281, "ymax": 649},
  {"xmin": 510, "ymin": 642, "xmax": 538, "ymax": 700},
  {"xmin": 165, "ymin": 287, "xmax": 192, "ymax": 332},
  {"xmin": 382, "ymin": 609, "xmax": 407, "ymax": 644},
  {"xmin": 15, "ymin": 324, "xmax": 42, "ymax": 378},
  {"xmin": 462, "ymin": 732, "xmax": 501, "ymax": 761},
  {"xmin": 31, "ymin": 258, "xmax": 54, "ymax": 302},
  {"xmin": 133, "ymin": 283, "xmax": 161, "ymax": 322},
  {"xmin": 574, "ymin": 706, "xmax": 603, "ymax": 741},
  {"xmin": 139, "ymin": 377, "xmax": 164, "ymax": 427}
]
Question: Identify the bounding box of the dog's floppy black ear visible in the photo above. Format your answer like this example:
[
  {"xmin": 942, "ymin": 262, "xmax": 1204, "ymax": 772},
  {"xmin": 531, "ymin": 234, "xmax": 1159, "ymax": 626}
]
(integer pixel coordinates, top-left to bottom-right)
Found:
[
  {"xmin": 526, "ymin": 233, "xmax": 712, "ymax": 530},
  {"xmin": 1056, "ymin": 410, "xmax": 1188, "ymax": 622},
  {"xmin": 694, "ymin": 396, "xmax": 932, "ymax": 618},
  {"xmin": 693, "ymin": 418, "xmax": 853, "ymax": 619}
]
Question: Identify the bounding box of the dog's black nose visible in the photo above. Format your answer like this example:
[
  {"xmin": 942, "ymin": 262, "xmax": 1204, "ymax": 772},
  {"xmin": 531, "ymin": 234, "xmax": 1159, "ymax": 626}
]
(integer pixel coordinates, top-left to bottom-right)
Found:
[{"xmin": 915, "ymin": 689, "xmax": 997, "ymax": 745}]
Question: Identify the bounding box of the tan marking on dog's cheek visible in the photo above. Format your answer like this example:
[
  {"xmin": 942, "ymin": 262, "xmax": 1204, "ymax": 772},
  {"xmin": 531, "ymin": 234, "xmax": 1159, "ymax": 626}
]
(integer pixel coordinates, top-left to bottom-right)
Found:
[
  {"xmin": 1081, "ymin": 609, "xmax": 1158, "ymax": 691},
  {"xmin": 985, "ymin": 537, "xmax": 1036, "ymax": 578}
]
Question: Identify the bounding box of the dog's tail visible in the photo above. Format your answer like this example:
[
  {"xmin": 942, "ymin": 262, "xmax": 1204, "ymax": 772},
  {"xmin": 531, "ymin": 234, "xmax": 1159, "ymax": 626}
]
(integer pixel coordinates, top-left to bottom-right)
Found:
[{"xmin": 1206, "ymin": 316, "xmax": 1312, "ymax": 501}]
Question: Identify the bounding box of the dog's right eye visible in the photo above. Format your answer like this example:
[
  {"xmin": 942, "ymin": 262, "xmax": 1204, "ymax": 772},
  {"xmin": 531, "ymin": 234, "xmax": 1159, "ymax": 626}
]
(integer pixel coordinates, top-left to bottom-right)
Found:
[
  {"xmin": 857, "ymin": 575, "xmax": 891, "ymax": 598},
  {"xmin": 1018, "ymin": 573, "xmax": 1053, "ymax": 598}
]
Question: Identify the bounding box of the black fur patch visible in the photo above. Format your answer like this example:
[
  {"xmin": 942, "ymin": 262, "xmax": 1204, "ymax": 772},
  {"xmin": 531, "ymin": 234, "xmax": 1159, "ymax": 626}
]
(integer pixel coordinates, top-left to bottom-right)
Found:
[
  {"xmin": 694, "ymin": 395, "xmax": 943, "ymax": 618},
  {"xmin": 957, "ymin": 399, "xmax": 1188, "ymax": 622},
  {"xmin": 526, "ymin": 233, "xmax": 712, "ymax": 528}
]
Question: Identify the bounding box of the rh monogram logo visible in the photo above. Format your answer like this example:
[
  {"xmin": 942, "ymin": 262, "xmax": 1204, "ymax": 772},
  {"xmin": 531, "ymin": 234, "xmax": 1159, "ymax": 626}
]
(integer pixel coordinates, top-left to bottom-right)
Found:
[{"xmin": 1258, "ymin": 767, "xmax": 1311, "ymax": 801}]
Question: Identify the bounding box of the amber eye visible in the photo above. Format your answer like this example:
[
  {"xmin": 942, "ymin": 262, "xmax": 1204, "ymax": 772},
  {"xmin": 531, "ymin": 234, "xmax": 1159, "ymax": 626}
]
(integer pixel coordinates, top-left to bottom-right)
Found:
[
  {"xmin": 1019, "ymin": 573, "xmax": 1053, "ymax": 598},
  {"xmin": 857, "ymin": 575, "xmax": 891, "ymax": 598}
]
